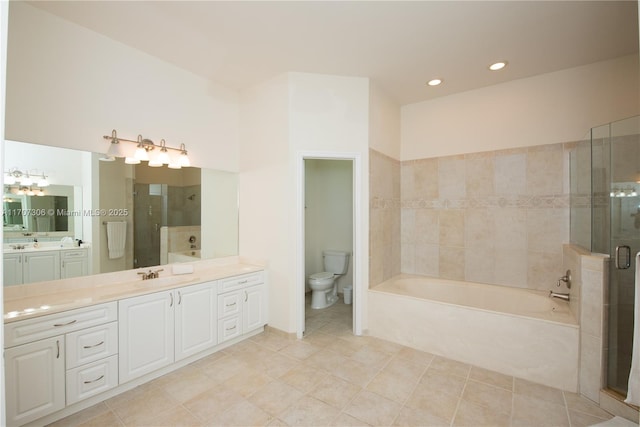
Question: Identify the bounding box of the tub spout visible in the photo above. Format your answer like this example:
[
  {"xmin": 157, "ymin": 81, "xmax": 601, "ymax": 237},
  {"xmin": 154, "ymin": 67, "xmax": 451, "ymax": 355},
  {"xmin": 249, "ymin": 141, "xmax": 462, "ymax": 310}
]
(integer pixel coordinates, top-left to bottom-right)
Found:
[{"xmin": 549, "ymin": 290, "xmax": 570, "ymax": 301}]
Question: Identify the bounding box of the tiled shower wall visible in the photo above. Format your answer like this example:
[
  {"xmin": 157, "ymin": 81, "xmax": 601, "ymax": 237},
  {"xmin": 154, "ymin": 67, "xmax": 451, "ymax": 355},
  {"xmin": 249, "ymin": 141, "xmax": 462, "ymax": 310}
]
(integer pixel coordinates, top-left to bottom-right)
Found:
[
  {"xmin": 370, "ymin": 142, "xmax": 574, "ymax": 290},
  {"xmin": 369, "ymin": 150, "xmax": 401, "ymax": 286}
]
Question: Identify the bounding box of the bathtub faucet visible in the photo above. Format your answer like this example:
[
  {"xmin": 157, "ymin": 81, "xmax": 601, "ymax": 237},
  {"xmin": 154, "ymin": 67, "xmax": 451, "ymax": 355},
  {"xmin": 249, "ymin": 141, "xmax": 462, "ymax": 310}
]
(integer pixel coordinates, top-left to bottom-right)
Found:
[{"xmin": 549, "ymin": 290, "xmax": 570, "ymax": 301}]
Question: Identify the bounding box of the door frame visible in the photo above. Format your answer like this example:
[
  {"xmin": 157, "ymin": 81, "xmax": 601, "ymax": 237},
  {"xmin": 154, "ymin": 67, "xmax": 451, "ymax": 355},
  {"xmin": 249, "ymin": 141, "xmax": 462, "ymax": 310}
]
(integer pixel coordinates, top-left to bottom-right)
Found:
[{"xmin": 296, "ymin": 151, "xmax": 363, "ymax": 338}]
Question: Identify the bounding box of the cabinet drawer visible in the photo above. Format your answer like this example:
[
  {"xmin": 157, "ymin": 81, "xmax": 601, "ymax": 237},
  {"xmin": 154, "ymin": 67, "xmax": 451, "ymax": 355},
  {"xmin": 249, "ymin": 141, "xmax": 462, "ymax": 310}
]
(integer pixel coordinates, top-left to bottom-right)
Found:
[
  {"xmin": 218, "ymin": 316, "xmax": 242, "ymax": 343},
  {"xmin": 66, "ymin": 322, "xmax": 118, "ymax": 369},
  {"xmin": 62, "ymin": 250, "xmax": 87, "ymax": 259},
  {"xmin": 217, "ymin": 272, "xmax": 263, "ymax": 293},
  {"xmin": 66, "ymin": 355, "xmax": 118, "ymax": 405},
  {"xmin": 5, "ymin": 302, "xmax": 118, "ymax": 348},
  {"xmin": 217, "ymin": 292, "xmax": 241, "ymax": 319}
]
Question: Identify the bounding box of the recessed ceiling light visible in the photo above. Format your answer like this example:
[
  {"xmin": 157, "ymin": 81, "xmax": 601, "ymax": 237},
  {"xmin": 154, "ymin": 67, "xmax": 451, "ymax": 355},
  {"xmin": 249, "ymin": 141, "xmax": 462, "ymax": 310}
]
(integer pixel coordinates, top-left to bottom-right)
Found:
[
  {"xmin": 489, "ymin": 61, "xmax": 508, "ymax": 71},
  {"xmin": 427, "ymin": 79, "xmax": 442, "ymax": 86}
]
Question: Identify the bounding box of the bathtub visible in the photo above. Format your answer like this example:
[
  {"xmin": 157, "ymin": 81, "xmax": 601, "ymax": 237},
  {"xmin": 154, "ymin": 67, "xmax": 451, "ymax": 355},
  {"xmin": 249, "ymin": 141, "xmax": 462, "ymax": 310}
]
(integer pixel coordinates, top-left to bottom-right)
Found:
[
  {"xmin": 168, "ymin": 250, "xmax": 201, "ymax": 263},
  {"xmin": 368, "ymin": 274, "xmax": 579, "ymax": 391}
]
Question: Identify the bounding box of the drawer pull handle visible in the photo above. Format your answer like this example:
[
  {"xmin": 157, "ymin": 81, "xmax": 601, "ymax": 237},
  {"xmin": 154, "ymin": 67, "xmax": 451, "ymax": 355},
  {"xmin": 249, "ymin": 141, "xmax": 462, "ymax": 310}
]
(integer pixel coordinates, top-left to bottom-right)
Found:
[
  {"xmin": 56, "ymin": 340, "xmax": 60, "ymax": 359},
  {"xmin": 245, "ymin": 290, "xmax": 248, "ymax": 302},
  {"xmin": 54, "ymin": 320, "xmax": 77, "ymax": 327},
  {"xmin": 84, "ymin": 375, "xmax": 105, "ymax": 384},
  {"xmin": 83, "ymin": 341, "xmax": 105, "ymax": 349},
  {"xmin": 178, "ymin": 291, "xmax": 182, "ymax": 305},
  {"xmin": 170, "ymin": 293, "xmax": 174, "ymax": 307},
  {"xmin": 226, "ymin": 325, "xmax": 237, "ymax": 331},
  {"xmin": 225, "ymin": 302, "xmax": 236, "ymax": 307},
  {"xmin": 238, "ymin": 280, "xmax": 248, "ymax": 284}
]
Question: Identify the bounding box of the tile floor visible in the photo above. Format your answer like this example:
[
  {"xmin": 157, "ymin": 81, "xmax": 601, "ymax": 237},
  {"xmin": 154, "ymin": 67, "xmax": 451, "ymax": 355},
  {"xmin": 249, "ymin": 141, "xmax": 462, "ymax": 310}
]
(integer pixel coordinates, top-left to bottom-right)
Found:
[{"xmin": 49, "ymin": 295, "xmax": 614, "ymax": 427}]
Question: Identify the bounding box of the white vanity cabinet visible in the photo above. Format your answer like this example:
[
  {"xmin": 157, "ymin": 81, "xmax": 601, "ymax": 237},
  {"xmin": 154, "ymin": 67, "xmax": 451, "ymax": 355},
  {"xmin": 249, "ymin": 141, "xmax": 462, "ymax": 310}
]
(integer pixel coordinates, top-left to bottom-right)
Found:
[
  {"xmin": 3, "ymin": 253, "xmax": 23, "ymax": 286},
  {"xmin": 23, "ymin": 251, "xmax": 61, "ymax": 284},
  {"xmin": 5, "ymin": 335, "xmax": 66, "ymax": 427},
  {"xmin": 61, "ymin": 249, "xmax": 89, "ymax": 279},
  {"xmin": 3, "ymin": 302, "xmax": 117, "ymax": 427},
  {"xmin": 217, "ymin": 272, "xmax": 267, "ymax": 344},
  {"xmin": 3, "ymin": 247, "xmax": 89, "ymax": 285},
  {"xmin": 118, "ymin": 281, "xmax": 217, "ymax": 383}
]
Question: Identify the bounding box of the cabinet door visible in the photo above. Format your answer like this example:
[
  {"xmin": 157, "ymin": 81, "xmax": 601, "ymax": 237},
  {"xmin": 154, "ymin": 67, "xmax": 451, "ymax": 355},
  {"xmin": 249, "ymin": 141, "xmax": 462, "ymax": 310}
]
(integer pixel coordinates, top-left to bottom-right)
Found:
[
  {"xmin": 3, "ymin": 254, "xmax": 23, "ymax": 286},
  {"xmin": 23, "ymin": 251, "xmax": 60, "ymax": 284},
  {"xmin": 119, "ymin": 291, "xmax": 174, "ymax": 384},
  {"xmin": 175, "ymin": 282, "xmax": 217, "ymax": 361},
  {"xmin": 61, "ymin": 256, "xmax": 88, "ymax": 279},
  {"xmin": 5, "ymin": 336, "xmax": 65, "ymax": 427},
  {"xmin": 243, "ymin": 283, "xmax": 267, "ymax": 333}
]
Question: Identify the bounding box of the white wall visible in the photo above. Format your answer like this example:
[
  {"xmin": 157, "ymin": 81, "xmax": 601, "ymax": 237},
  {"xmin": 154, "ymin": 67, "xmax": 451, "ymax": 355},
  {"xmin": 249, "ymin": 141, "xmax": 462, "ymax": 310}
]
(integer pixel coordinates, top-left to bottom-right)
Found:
[
  {"xmin": 201, "ymin": 169, "xmax": 239, "ymax": 259},
  {"xmin": 239, "ymin": 74, "xmax": 291, "ymax": 331},
  {"xmin": 1, "ymin": 0, "xmax": 8, "ymax": 422},
  {"xmin": 5, "ymin": 2, "xmax": 239, "ymax": 172},
  {"xmin": 402, "ymin": 54, "xmax": 640, "ymax": 160},
  {"xmin": 369, "ymin": 84, "xmax": 401, "ymax": 160},
  {"xmin": 240, "ymin": 72, "xmax": 369, "ymax": 333}
]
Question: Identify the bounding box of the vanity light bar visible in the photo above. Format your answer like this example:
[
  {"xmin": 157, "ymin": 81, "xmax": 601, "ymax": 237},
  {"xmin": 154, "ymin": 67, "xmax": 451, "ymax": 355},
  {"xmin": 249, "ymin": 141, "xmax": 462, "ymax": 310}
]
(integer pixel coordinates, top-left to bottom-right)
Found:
[
  {"xmin": 4, "ymin": 168, "xmax": 50, "ymax": 187},
  {"xmin": 102, "ymin": 129, "xmax": 191, "ymax": 168}
]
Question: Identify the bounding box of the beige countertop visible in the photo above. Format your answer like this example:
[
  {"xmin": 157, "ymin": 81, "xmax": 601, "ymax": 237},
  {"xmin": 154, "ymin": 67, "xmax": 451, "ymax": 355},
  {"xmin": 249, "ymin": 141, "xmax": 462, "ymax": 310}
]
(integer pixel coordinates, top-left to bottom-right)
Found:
[{"xmin": 4, "ymin": 257, "xmax": 265, "ymax": 323}]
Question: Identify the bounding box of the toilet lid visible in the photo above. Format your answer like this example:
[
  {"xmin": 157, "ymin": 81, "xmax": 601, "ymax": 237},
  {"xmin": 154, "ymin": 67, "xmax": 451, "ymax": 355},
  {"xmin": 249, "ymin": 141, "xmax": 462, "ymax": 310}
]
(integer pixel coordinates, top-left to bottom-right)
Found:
[{"xmin": 309, "ymin": 272, "xmax": 333, "ymax": 280}]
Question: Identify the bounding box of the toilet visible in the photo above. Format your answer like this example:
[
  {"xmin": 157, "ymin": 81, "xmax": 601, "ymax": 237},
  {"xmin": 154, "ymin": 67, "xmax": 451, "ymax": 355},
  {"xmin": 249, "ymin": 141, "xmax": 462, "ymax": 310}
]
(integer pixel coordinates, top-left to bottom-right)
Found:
[{"xmin": 308, "ymin": 250, "xmax": 350, "ymax": 309}]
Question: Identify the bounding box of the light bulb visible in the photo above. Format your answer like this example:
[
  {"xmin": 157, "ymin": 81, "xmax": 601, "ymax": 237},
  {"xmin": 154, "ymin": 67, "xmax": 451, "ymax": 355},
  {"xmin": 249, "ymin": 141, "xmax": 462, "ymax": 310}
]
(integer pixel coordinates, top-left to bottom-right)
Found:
[
  {"xmin": 5, "ymin": 174, "xmax": 16, "ymax": 185},
  {"xmin": 37, "ymin": 177, "xmax": 49, "ymax": 187},
  {"xmin": 125, "ymin": 157, "xmax": 140, "ymax": 165},
  {"xmin": 21, "ymin": 175, "xmax": 33, "ymax": 186}
]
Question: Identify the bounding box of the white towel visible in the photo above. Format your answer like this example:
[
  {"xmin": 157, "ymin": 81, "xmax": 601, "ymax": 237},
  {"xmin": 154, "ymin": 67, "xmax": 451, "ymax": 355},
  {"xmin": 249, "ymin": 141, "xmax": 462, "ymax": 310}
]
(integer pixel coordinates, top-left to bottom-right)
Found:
[
  {"xmin": 106, "ymin": 221, "xmax": 126, "ymax": 259},
  {"xmin": 625, "ymin": 252, "xmax": 640, "ymax": 406}
]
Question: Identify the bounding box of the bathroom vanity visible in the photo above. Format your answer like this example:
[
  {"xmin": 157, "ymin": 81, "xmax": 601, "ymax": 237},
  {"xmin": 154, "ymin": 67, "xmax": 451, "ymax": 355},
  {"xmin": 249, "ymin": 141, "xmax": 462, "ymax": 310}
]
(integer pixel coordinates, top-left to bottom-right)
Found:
[
  {"xmin": 3, "ymin": 259, "xmax": 267, "ymax": 427},
  {"xmin": 3, "ymin": 245, "xmax": 89, "ymax": 286}
]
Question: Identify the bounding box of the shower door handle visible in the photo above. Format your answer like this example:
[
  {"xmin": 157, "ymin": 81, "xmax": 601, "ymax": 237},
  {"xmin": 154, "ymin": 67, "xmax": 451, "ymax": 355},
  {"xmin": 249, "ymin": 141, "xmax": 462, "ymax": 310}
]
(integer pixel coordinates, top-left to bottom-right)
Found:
[{"xmin": 615, "ymin": 245, "xmax": 631, "ymax": 269}]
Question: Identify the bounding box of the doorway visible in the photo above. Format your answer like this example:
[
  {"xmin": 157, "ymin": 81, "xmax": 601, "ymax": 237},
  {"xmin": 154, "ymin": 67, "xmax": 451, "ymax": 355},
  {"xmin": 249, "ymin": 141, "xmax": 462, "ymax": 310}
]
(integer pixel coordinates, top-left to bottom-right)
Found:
[{"xmin": 296, "ymin": 152, "xmax": 363, "ymax": 339}]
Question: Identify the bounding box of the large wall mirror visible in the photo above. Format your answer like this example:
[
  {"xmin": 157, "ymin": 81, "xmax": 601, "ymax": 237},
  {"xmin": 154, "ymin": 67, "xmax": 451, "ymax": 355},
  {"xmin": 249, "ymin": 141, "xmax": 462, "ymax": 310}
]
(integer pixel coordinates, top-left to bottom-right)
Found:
[{"xmin": 3, "ymin": 140, "xmax": 239, "ymax": 286}]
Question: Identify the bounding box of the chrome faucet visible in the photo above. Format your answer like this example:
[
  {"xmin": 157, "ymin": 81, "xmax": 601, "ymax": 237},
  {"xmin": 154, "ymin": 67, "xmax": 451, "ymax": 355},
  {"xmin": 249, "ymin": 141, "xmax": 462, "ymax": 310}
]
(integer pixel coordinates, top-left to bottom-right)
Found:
[
  {"xmin": 137, "ymin": 269, "xmax": 164, "ymax": 280},
  {"xmin": 549, "ymin": 290, "xmax": 570, "ymax": 301}
]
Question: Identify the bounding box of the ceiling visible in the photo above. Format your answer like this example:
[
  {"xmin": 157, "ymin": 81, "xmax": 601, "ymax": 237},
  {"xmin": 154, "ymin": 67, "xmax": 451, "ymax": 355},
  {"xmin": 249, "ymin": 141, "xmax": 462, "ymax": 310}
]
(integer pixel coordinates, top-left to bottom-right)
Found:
[{"xmin": 28, "ymin": 1, "xmax": 639, "ymax": 106}]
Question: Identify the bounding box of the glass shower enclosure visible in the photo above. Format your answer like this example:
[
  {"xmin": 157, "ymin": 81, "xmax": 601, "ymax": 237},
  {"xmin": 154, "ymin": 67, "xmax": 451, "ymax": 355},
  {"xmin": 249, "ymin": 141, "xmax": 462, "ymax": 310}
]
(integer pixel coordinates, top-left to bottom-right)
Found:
[{"xmin": 570, "ymin": 115, "xmax": 640, "ymax": 398}]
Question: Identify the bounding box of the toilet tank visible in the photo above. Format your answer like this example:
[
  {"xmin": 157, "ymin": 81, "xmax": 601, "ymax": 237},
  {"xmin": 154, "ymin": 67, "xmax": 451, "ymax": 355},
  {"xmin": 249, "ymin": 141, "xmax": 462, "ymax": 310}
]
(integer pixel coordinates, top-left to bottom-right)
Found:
[{"xmin": 322, "ymin": 250, "xmax": 350, "ymax": 274}]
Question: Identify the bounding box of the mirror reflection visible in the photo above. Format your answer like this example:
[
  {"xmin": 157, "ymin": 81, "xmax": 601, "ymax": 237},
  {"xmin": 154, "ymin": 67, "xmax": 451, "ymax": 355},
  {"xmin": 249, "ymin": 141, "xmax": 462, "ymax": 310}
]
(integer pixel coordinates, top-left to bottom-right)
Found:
[{"xmin": 3, "ymin": 140, "xmax": 239, "ymax": 286}]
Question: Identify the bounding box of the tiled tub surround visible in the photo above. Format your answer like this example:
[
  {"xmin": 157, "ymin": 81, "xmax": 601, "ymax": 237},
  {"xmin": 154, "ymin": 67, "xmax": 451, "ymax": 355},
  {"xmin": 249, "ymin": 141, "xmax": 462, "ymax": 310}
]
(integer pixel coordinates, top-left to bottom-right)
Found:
[
  {"xmin": 401, "ymin": 143, "xmax": 570, "ymax": 290},
  {"xmin": 369, "ymin": 150, "xmax": 401, "ymax": 286},
  {"xmin": 369, "ymin": 275, "xmax": 579, "ymax": 392},
  {"xmin": 370, "ymin": 142, "xmax": 573, "ymax": 290}
]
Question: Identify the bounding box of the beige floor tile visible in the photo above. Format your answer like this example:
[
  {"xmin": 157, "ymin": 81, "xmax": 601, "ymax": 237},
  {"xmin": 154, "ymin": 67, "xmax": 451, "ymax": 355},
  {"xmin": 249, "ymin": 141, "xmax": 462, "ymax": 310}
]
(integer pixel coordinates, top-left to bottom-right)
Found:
[
  {"xmin": 156, "ymin": 370, "xmax": 218, "ymax": 403},
  {"xmin": 512, "ymin": 394, "xmax": 569, "ymax": 427},
  {"xmin": 461, "ymin": 379, "xmax": 513, "ymax": 415},
  {"xmin": 76, "ymin": 410, "xmax": 124, "ymax": 427},
  {"xmin": 366, "ymin": 370, "xmax": 419, "ymax": 403},
  {"xmin": 47, "ymin": 403, "xmax": 111, "ymax": 427},
  {"xmin": 306, "ymin": 348, "xmax": 350, "ymax": 373},
  {"xmin": 428, "ymin": 356, "xmax": 471, "ymax": 379},
  {"xmin": 279, "ymin": 362, "xmax": 326, "ymax": 393},
  {"xmin": 266, "ymin": 418, "xmax": 290, "ymax": 426},
  {"xmin": 417, "ymin": 369, "xmax": 467, "ymax": 397},
  {"xmin": 392, "ymin": 406, "xmax": 449, "ymax": 426},
  {"xmin": 331, "ymin": 413, "xmax": 372, "ymax": 426},
  {"xmin": 382, "ymin": 356, "xmax": 428, "ymax": 381},
  {"xmin": 326, "ymin": 337, "xmax": 365, "ymax": 357},
  {"xmin": 351, "ymin": 345, "xmax": 393, "ymax": 369},
  {"xmin": 109, "ymin": 387, "xmax": 179, "ymax": 426},
  {"xmin": 183, "ymin": 384, "xmax": 245, "ymax": 422},
  {"xmin": 468, "ymin": 366, "xmax": 513, "ymax": 391},
  {"xmin": 249, "ymin": 380, "xmax": 304, "ymax": 416},
  {"xmin": 302, "ymin": 331, "xmax": 335, "ymax": 348},
  {"xmin": 279, "ymin": 341, "xmax": 320, "ymax": 360},
  {"xmin": 208, "ymin": 399, "xmax": 273, "ymax": 426},
  {"xmin": 198, "ymin": 355, "xmax": 249, "ymax": 383},
  {"xmin": 405, "ymin": 375, "xmax": 463, "ymax": 423},
  {"xmin": 279, "ymin": 396, "xmax": 340, "ymax": 426},
  {"xmin": 360, "ymin": 336, "xmax": 404, "ymax": 355},
  {"xmin": 344, "ymin": 390, "xmax": 402, "ymax": 426},
  {"xmin": 137, "ymin": 405, "xmax": 203, "ymax": 426},
  {"xmin": 223, "ymin": 369, "xmax": 273, "ymax": 397},
  {"xmin": 251, "ymin": 332, "xmax": 294, "ymax": 351},
  {"xmin": 568, "ymin": 409, "xmax": 612, "ymax": 427},
  {"xmin": 104, "ymin": 382, "xmax": 157, "ymax": 409},
  {"xmin": 452, "ymin": 399, "xmax": 511, "ymax": 427},
  {"xmin": 332, "ymin": 357, "xmax": 381, "ymax": 387},
  {"xmin": 514, "ymin": 378, "xmax": 565, "ymax": 405},
  {"xmin": 309, "ymin": 374, "xmax": 361, "ymax": 409},
  {"xmin": 563, "ymin": 392, "xmax": 613, "ymax": 419},
  {"xmin": 261, "ymin": 352, "xmax": 301, "ymax": 378},
  {"xmin": 396, "ymin": 346, "xmax": 435, "ymax": 367}
]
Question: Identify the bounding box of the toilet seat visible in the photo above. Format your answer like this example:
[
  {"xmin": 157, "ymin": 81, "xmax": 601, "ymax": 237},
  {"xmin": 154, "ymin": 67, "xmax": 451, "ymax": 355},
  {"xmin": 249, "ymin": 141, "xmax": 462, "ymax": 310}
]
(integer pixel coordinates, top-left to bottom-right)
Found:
[{"xmin": 309, "ymin": 272, "xmax": 333, "ymax": 280}]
